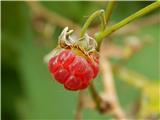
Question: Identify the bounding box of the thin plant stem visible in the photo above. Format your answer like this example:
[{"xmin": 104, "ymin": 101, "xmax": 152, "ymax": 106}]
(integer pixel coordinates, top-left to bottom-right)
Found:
[
  {"xmin": 96, "ymin": 1, "xmax": 160, "ymax": 45},
  {"xmin": 80, "ymin": 10, "xmax": 106, "ymax": 37},
  {"xmin": 89, "ymin": 82, "xmax": 103, "ymax": 111},
  {"xmin": 75, "ymin": 91, "xmax": 84, "ymax": 120},
  {"xmin": 100, "ymin": 11, "xmax": 107, "ymax": 30},
  {"xmin": 105, "ymin": 1, "xmax": 115, "ymax": 25}
]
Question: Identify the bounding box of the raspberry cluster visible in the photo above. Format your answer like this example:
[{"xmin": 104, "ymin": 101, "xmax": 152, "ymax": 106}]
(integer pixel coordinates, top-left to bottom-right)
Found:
[{"xmin": 48, "ymin": 50, "xmax": 99, "ymax": 91}]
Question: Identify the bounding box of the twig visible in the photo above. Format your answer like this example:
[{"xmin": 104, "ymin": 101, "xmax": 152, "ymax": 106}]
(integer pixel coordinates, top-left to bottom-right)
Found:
[
  {"xmin": 101, "ymin": 35, "xmax": 151, "ymax": 61},
  {"xmin": 100, "ymin": 56, "xmax": 127, "ymax": 120},
  {"xmin": 75, "ymin": 91, "xmax": 84, "ymax": 120},
  {"xmin": 89, "ymin": 83, "xmax": 105, "ymax": 112},
  {"xmin": 96, "ymin": 1, "xmax": 160, "ymax": 43},
  {"xmin": 113, "ymin": 66, "xmax": 150, "ymax": 89},
  {"xmin": 26, "ymin": 1, "xmax": 80, "ymax": 30},
  {"xmin": 75, "ymin": 90, "xmax": 98, "ymax": 120},
  {"xmin": 87, "ymin": 42, "xmax": 127, "ymax": 119}
]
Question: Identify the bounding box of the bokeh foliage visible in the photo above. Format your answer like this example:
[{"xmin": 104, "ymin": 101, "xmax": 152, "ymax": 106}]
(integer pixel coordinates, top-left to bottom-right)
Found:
[{"xmin": 2, "ymin": 1, "xmax": 159, "ymax": 120}]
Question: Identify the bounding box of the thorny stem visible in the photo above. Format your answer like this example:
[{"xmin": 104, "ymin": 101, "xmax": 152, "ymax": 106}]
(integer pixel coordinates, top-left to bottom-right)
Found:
[
  {"xmin": 80, "ymin": 10, "xmax": 106, "ymax": 37},
  {"xmin": 105, "ymin": 1, "xmax": 115, "ymax": 25},
  {"xmin": 96, "ymin": 1, "xmax": 160, "ymax": 45}
]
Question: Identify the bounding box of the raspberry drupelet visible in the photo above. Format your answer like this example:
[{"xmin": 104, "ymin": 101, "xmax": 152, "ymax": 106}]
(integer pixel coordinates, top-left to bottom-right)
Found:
[{"xmin": 48, "ymin": 49, "xmax": 99, "ymax": 91}]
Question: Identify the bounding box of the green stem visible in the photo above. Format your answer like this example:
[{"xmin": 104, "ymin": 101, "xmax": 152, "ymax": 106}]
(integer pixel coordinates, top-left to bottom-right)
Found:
[
  {"xmin": 80, "ymin": 9, "xmax": 106, "ymax": 37},
  {"xmin": 105, "ymin": 1, "xmax": 115, "ymax": 25},
  {"xmin": 96, "ymin": 1, "xmax": 160, "ymax": 45}
]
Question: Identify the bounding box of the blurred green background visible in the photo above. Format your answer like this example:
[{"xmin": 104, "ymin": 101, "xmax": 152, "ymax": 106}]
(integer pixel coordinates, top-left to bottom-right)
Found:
[{"xmin": 2, "ymin": 1, "xmax": 159, "ymax": 120}]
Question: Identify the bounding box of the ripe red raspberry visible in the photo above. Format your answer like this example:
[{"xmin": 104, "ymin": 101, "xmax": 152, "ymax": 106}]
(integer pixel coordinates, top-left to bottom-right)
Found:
[{"xmin": 48, "ymin": 49, "xmax": 99, "ymax": 91}]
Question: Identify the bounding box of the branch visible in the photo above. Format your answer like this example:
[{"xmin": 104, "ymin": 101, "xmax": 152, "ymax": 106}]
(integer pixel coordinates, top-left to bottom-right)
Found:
[
  {"xmin": 113, "ymin": 66, "xmax": 150, "ymax": 89},
  {"xmin": 88, "ymin": 44, "xmax": 128, "ymax": 119},
  {"xmin": 89, "ymin": 83, "xmax": 105, "ymax": 112},
  {"xmin": 96, "ymin": 1, "xmax": 160, "ymax": 43},
  {"xmin": 75, "ymin": 90, "xmax": 99, "ymax": 120},
  {"xmin": 75, "ymin": 91, "xmax": 84, "ymax": 120},
  {"xmin": 101, "ymin": 35, "xmax": 151, "ymax": 61},
  {"xmin": 26, "ymin": 1, "xmax": 80, "ymax": 29},
  {"xmin": 100, "ymin": 56, "xmax": 127, "ymax": 120}
]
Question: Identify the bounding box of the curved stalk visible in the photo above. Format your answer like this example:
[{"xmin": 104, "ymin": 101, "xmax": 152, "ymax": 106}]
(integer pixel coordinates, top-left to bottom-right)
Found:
[
  {"xmin": 80, "ymin": 10, "xmax": 106, "ymax": 37},
  {"xmin": 96, "ymin": 1, "xmax": 160, "ymax": 45},
  {"xmin": 105, "ymin": 1, "xmax": 115, "ymax": 25}
]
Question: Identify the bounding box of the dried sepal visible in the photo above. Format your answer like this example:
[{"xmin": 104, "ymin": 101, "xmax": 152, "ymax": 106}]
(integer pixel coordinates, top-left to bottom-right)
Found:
[
  {"xmin": 44, "ymin": 27, "xmax": 99, "ymax": 63},
  {"xmin": 58, "ymin": 27, "xmax": 75, "ymax": 48},
  {"xmin": 58, "ymin": 27, "xmax": 97, "ymax": 53},
  {"xmin": 76, "ymin": 34, "xmax": 97, "ymax": 53}
]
